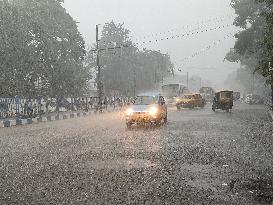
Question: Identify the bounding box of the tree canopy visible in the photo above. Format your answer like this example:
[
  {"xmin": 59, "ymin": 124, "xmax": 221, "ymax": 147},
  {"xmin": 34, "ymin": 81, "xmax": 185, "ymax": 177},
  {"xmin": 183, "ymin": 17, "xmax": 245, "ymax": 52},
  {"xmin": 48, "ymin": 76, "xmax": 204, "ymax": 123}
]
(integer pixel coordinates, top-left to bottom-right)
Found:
[
  {"xmin": 227, "ymin": 0, "xmax": 273, "ymax": 87},
  {"xmin": 0, "ymin": 0, "xmax": 88, "ymax": 98}
]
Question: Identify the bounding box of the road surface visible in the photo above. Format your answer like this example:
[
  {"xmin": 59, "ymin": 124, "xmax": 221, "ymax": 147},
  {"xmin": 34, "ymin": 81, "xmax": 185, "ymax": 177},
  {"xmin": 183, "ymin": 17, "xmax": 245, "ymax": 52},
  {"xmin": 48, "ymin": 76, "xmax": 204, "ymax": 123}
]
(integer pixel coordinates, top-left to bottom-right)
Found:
[{"xmin": 1, "ymin": 103, "xmax": 273, "ymax": 204}]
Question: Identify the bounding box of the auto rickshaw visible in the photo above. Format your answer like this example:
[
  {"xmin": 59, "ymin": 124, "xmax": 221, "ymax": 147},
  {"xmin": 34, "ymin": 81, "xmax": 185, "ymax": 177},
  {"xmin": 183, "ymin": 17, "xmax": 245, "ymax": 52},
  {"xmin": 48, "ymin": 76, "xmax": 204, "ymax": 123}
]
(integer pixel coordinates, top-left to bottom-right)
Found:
[{"xmin": 212, "ymin": 91, "xmax": 233, "ymax": 112}]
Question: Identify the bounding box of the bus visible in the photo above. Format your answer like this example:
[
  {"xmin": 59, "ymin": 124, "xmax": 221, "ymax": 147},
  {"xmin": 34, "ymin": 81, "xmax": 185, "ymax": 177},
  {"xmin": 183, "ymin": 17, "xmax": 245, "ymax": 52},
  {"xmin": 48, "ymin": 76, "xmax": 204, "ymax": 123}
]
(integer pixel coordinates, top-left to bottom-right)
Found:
[
  {"xmin": 199, "ymin": 87, "xmax": 215, "ymax": 103},
  {"xmin": 161, "ymin": 84, "xmax": 189, "ymax": 105}
]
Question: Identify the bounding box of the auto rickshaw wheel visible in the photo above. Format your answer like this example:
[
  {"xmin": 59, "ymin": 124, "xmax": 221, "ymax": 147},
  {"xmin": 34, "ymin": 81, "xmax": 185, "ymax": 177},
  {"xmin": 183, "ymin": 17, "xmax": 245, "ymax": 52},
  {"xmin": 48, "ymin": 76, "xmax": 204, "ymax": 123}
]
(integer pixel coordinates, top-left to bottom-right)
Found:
[
  {"xmin": 155, "ymin": 118, "xmax": 161, "ymax": 126},
  {"xmin": 164, "ymin": 115, "xmax": 167, "ymax": 123}
]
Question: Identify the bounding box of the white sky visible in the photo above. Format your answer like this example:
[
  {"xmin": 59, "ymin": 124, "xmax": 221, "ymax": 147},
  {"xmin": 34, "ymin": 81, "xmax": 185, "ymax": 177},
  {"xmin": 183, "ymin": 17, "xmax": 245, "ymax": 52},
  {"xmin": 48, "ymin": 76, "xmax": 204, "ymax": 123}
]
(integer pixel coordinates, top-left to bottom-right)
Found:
[{"xmin": 63, "ymin": 0, "xmax": 239, "ymax": 87}]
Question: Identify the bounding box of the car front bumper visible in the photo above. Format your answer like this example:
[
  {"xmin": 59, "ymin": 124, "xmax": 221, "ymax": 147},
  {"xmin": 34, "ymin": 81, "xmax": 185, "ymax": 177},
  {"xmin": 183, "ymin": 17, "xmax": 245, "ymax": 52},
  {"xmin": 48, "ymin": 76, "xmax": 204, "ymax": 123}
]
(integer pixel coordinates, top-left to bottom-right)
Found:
[
  {"xmin": 177, "ymin": 102, "xmax": 193, "ymax": 108},
  {"xmin": 126, "ymin": 112, "xmax": 157, "ymax": 124}
]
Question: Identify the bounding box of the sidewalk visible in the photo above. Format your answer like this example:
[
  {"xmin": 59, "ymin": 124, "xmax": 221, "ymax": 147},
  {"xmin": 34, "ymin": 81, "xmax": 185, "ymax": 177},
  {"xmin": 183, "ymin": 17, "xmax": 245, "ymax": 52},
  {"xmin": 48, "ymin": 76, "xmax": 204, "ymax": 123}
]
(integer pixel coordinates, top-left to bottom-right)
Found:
[{"xmin": 0, "ymin": 106, "xmax": 125, "ymax": 128}]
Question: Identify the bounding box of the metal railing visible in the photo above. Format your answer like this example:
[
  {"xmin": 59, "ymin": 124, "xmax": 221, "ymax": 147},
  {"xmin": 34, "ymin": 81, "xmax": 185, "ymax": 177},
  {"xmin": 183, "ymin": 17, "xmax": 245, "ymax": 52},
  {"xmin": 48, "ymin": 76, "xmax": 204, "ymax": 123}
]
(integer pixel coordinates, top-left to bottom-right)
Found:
[{"xmin": 0, "ymin": 97, "xmax": 132, "ymax": 121}]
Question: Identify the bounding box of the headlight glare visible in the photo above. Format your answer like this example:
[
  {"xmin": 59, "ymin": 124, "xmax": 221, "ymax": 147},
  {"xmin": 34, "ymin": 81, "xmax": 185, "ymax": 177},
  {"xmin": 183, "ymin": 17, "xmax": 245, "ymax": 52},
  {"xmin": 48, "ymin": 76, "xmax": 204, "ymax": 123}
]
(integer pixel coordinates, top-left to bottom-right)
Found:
[
  {"xmin": 126, "ymin": 108, "xmax": 134, "ymax": 115},
  {"xmin": 149, "ymin": 107, "xmax": 158, "ymax": 116}
]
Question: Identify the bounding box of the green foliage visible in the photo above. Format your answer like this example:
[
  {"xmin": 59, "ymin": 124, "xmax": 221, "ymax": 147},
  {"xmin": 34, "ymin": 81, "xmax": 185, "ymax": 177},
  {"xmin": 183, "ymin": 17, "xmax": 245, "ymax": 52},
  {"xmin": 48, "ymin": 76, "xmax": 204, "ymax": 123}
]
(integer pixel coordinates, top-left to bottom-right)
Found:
[
  {"xmin": 0, "ymin": 0, "xmax": 88, "ymax": 98},
  {"xmin": 228, "ymin": 0, "xmax": 273, "ymax": 87}
]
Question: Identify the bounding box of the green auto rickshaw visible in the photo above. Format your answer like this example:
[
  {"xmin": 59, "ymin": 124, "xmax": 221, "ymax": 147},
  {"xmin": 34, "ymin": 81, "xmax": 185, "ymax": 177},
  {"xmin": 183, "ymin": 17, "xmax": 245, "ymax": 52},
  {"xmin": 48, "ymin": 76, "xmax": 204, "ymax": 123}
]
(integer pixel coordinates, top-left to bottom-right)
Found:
[{"xmin": 212, "ymin": 91, "xmax": 233, "ymax": 112}]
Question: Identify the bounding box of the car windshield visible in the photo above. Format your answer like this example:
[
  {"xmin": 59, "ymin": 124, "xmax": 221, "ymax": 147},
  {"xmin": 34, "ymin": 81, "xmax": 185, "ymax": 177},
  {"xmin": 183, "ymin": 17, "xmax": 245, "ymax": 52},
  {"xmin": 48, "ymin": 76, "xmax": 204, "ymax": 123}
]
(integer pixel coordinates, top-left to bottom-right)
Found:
[
  {"xmin": 182, "ymin": 95, "xmax": 194, "ymax": 99},
  {"xmin": 134, "ymin": 96, "xmax": 157, "ymax": 105}
]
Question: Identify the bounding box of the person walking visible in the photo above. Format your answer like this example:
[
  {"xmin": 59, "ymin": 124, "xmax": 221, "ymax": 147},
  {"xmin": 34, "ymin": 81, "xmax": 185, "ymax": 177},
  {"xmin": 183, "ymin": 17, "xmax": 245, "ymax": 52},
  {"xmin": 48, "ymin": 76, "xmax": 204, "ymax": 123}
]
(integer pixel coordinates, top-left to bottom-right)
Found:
[
  {"xmin": 33, "ymin": 102, "xmax": 37, "ymax": 117},
  {"xmin": 24, "ymin": 101, "xmax": 28, "ymax": 115},
  {"xmin": 45, "ymin": 99, "xmax": 50, "ymax": 114}
]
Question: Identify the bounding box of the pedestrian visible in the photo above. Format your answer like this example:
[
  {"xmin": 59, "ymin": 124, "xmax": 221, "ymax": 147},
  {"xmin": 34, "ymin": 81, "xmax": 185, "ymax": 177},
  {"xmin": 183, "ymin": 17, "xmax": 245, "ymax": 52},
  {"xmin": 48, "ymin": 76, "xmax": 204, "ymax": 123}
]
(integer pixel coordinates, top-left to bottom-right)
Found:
[
  {"xmin": 40, "ymin": 100, "xmax": 44, "ymax": 114},
  {"xmin": 24, "ymin": 101, "xmax": 28, "ymax": 115},
  {"xmin": 27, "ymin": 101, "xmax": 30, "ymax": 117},
  {"xmin": 45, "ymin": 99, "xmax": 50, "ymax": 114},
  {"xmin": 33, "ymin": 102, "xmax": 37, "ymax": 117},
  {"xmin": 29, "ymin": 102, "xmax": 33, "ymax": 117},
  {"xmin": 104, "ymin": 97, "xmax": 108, "ymax": 110}
]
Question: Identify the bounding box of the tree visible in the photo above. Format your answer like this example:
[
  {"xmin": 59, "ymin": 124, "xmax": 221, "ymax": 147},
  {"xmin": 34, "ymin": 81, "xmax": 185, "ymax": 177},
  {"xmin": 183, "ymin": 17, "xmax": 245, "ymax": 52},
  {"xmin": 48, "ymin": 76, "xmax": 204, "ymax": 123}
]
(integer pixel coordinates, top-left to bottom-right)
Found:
[
  {"xmin": 227, "ymin": 0, "xmax": 273, "ymax": 88},
  {"xmin": 85, "ymin": 21, "xmax": 174, "ymax": 96},
  {"xmin": 0, "ymin": 0, "xmax": 89, "ymax": 99},
  {"xmin": 99, "ymin": 21, "xmax": 137, "ymax": 96}
]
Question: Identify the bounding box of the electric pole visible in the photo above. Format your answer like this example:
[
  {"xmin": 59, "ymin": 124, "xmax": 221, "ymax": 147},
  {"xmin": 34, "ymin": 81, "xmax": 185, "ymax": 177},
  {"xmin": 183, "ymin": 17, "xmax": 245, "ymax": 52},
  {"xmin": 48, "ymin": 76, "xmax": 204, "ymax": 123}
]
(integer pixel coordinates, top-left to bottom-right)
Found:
[
  {"xmin": 269, "ymin": 61, "xmax": 273, "ymax": 110},
  {"xmin": 96, "ymin": 24, "xmax": 103, "ymax": 112},
  {"xmin": 133, "ymin": 69, "xmax": 136, "ymax": 97},
  {"xmin": 252, "ymin": 72, "xmax": 255, "ymax": 94},
  {"xmin": 187, "ymin": 72, "xmax": 189, "ymax": 88}
]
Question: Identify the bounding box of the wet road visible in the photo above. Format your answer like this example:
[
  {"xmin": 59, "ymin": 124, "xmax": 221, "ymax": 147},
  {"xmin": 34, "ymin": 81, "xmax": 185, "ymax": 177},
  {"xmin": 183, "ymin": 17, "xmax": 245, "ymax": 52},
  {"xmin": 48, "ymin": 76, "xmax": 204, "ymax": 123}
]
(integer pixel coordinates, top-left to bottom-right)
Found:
[{"xmin": 1, "ymin": 103, "xmax": 273, "ymax": 204}]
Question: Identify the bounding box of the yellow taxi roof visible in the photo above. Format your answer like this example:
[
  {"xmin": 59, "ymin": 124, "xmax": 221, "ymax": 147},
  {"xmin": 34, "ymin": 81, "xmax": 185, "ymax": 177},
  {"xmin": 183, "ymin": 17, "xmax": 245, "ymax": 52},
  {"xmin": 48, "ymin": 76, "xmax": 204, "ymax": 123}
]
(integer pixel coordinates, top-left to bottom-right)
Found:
[{"xmin": 184, "ymin": 93, "xmax": 200, "ymax": 96}]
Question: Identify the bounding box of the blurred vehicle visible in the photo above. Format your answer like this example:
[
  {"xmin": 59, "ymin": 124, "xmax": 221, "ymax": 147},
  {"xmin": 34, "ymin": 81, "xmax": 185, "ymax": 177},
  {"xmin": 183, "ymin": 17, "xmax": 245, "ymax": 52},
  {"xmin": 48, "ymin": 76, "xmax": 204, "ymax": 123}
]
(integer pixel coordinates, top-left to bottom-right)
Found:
[
  {"xmin": 125, "ymin": 93, "xmax": 167, "ymax": 129},
  {"xmin": 212, "ymin": 91, "xmax": 233, "ymax": 112},
  {"xmin": 161, "ymin": 84, "xmax": 189, "ymax": 106},
  {"xmin": 176, "ymin": 93, "xmax": 206, "ymax": 109},
  {"xmin": 233, "ymin": 92, "xmax": 241, "ymax": 101},
  {"xmin": 199, "ymin": 87, "xmax": 215, "ymax": 103},
  {"xmin": 245, "ymin": 94, "xmax": 264, "ymax": 104}
]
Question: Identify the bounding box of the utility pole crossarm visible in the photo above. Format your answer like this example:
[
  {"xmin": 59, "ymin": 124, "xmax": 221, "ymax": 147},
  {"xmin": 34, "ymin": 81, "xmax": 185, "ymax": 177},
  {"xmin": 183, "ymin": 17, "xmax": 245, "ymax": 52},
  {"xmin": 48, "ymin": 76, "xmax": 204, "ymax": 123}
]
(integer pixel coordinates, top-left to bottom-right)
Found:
[{"xmin": 89, "ymin": 45, "xmax": 131, "ymax": 53}]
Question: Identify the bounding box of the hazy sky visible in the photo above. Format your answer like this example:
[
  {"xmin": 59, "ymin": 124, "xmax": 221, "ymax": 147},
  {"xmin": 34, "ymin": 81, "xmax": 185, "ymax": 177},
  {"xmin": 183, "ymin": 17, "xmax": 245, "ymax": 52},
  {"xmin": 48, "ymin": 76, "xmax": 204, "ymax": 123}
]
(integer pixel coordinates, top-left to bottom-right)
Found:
[{"xmin": 63, "ymin": 0, "xmax": 239, "ymax": 87}]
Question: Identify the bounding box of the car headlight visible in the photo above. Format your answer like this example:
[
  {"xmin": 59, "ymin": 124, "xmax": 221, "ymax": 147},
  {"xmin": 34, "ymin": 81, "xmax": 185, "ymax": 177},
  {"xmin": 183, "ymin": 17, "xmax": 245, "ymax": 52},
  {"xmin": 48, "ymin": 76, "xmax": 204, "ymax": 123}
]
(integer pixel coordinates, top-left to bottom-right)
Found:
[
  {"xmin": 126, "ymin": 108, "xmax": 134, "ymax": 115},
  {"xmin": 149, "ymin": 107, "xmax": 158, "ymax": 116}
]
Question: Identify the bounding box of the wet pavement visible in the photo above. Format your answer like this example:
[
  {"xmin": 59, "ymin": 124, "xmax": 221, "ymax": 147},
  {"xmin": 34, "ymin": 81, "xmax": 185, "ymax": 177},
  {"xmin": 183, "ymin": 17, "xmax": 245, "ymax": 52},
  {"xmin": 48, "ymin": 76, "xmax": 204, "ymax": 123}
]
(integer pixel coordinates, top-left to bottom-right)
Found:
[{"xmin": 0, "ymin": 103, "xmax": 273, "ymax": 204}]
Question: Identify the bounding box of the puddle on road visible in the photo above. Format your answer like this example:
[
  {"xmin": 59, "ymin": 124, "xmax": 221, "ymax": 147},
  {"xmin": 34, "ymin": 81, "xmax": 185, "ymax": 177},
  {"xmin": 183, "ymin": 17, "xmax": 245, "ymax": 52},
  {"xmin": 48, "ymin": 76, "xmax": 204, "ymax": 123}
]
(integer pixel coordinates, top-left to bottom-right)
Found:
[{"xmin": 77, "ymin": 158, "xmax": 157, "ymax": 171}]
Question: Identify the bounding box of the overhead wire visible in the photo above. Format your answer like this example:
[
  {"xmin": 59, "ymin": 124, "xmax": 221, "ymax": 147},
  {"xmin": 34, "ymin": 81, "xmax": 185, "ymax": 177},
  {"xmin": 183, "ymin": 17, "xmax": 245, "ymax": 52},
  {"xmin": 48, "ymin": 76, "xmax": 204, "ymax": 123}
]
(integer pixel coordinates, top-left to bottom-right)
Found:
[
  {"xmin": 176, "ymin": 32, "xmax": 235, "ymax": 71},
  {"xmin": 92, "ymin": 14, "xmax": 236, "ymax": 51},
  {"xmin": 132, "ymin": 14, "xmax": 235, "ymax": 43},
  {"xmin": 89, "ymin": 22, "xmax": 234, "ymax": 54},
  {"xmin": 134, "ymin": 23, "xmax": 233, "ymax": 46}
]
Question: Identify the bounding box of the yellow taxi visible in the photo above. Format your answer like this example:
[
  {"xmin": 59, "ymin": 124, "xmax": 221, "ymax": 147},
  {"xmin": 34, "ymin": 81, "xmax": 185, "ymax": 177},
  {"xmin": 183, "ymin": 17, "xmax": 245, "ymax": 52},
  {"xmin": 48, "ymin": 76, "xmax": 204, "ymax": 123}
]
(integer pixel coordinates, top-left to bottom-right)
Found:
[{"xmin": 176, "ymin": 93, "xmax": 205, "ymax": 109}]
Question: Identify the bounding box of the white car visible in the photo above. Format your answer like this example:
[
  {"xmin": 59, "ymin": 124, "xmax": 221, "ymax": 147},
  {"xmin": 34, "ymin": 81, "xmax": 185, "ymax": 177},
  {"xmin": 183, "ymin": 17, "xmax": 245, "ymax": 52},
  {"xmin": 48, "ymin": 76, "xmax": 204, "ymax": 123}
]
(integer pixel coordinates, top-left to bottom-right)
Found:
[{"xmin": 125, "ymin": 94, "xmax": 167, "ymax": 129}]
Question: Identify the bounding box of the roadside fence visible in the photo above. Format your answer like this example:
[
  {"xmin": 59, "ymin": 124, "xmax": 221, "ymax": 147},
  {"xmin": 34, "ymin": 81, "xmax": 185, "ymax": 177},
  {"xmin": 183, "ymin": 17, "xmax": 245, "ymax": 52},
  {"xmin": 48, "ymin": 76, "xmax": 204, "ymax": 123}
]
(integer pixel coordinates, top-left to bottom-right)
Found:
[{"xmin": 0, "ymin": 96, "xmax": 133, "ymax": 127}]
